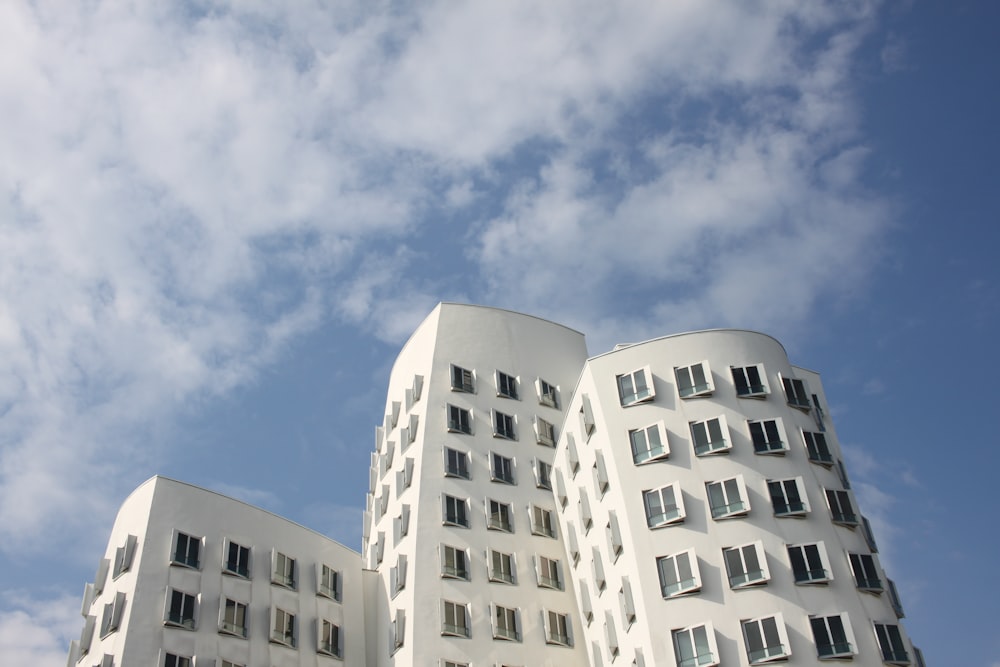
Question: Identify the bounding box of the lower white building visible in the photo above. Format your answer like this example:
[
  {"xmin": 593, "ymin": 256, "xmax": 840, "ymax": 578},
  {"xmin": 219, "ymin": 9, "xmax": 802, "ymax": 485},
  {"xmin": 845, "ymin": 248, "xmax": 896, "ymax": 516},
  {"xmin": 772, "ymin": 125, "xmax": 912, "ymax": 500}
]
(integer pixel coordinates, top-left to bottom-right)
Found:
[{"xmin": 67, "ymin": 304, "xmax": 926, "ymax": 667}]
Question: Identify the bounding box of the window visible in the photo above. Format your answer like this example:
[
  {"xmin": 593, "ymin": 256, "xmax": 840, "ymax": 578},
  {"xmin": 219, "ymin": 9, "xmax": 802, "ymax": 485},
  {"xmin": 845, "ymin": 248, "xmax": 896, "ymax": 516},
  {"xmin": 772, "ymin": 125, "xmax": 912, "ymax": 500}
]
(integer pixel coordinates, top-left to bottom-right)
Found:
[
  {"xmin": 451, "ymin": 364, "xmax": 474, "ymax": 392},
  {"xmin": 319, "ymin": 619, "xmax": 343, "ymax": 657},
  {"xmin": 914, "ymin": 647, "xmax": 927, "ymax": 667},
  {"xmin": 534, "ymin": 459, "xmax": 552, "ymax": 489},
  {"xmin": 706, "ymin": 476, "xmax": 749, "ymax": 519},
  {"xmin": 657, "ymin": 549, "xmax": 701, "ymax": 597},
  {"xmin": 489, "ymin": 549, "xmax": 516, "ymax": 584},
  {"xmin": 491, "ymin": 452, "xmax": 515, "ymax": 484},
  {"xmin": 825, "ymin": 489, "xmax": 858, "ymax": 526},
  {"xmin": 272, "ymin": 550, "xmax": 296, "ymax": 589},
  {"xmin": 672, "ymin": 623, "xmax": 718, "ymax": 667},
  {"xmin": 592, "ymin": 547, "xmax": 606, "ymax": 592},
  {"xmin": 390, "ymin": 554, "xmax": 408, "ymax": 595},
  {"xmin": 788, "ymin": 542, "xmax": 831, "ymax": 584},
  {"xmin": 606, "ymin": 512, "xmax": 623, "ymax": 560},
  {"xmin": 531, "ymin": 505, "xmax": 557, "ymax": 538},
  {"xmin": 79, "ymin": 615, "xmax": 95, "ymax": 655},
  {"xmin": 391, "ymin": 609, "xmax": 405, "ymax": 651},
  {"xmin": 643, "ymin": 484, "xmax": 685, "ymax": 527},
  {"xmin": 605, "ymin": 611, "xmax": 620, "ymax": 659},
  {"xmin": 224, "ymin": 539, "xmax": 251, "ymax": 578},
  {"xmin": 220, "ymin": 598, "xmax": 248, "ymax": 638},
  {"xmin": 767, "ymin": 478, "xmax": 809, "ymax": 516},
  {"xmin": 617, "ymin": 366, "xmax": 654, "ymax": 405},
  {"xmin": 849, "ymin": 553, "xmax": 883, "ymax": 593},
  {"xmin": 630, "ymin": 422, "xmax": 669, "ymax": 463},
  {"xmin": 271, "ymin": 607, "xmax": 296, "ymax": 648},
  {"xmin": 874, "ymin": 623, "xmax": 910, "ymax": 665},
  {"xmin": 447, "ymin": 405, "xmax": 472, "ymax": 434},
  {"xmin": 497, "ymin": 370, "xmax": 518, "ymax": 399},
  {"xmin": 732, "ymin": 364, "xmax": 767, "ymax": 397},
  {"xmin": 442, "ymin": 600, "xmax": 470, "ymax": 637},
  {"xmin": 619, "ymin": 578, "xmax": 636, "ymax": 627},
  {"xmin": 493, "ymin": 410, "xmax": 516, "ymax": 440},
  {"xmin": 318, "ymin": 564, "xmax": 342, "ymax": 601},
  {"xmin": 545, "ymin": 610, "xmax": 572, "ymax": 646},
  {"xmin": 749, "ymin": 419, "xmax": 786, "ymax": 454},
  {"xmin": 112, "ymin": 534, "xmax": 138, "ymax": 578},
  {"xmin": 781, "ymin": 375, "xmax": 811, "ymax": 409},
  {"xmin": 97, "ymin": 657, "xmax": 114, "ymax": 667},
  {"xmin": 493, "ymin": 604, "xmax": 521, "ymax": 641},
  {"xmin": 165, "ymin": 589, "xmax": 197, "ymax": 629},
  {"xmin": 555, "ymin": 468, "xmax": 568, "ymax": 508},
  {"xmin": 537, "ymin": 555, "xmax": 562, "ymax": 589},
  {"xmin": 580, "ymin": 395, "xmax": 596, "ymax": 437},
  {"xmin": 171, "ymin": 531, "xmax": 201, "ymax": 569},
  {"xmin": 100, "ymin": 592, "xmax": 126, "ymax": 637},
  {"xmin": 803, "ymin": 430, "xmax": 833, "ymax": 464},
  {"xmin": 444, "ymin": 447, "xmax": 470, "ymax": 479},
  {"xmin": 442, "ymin": 662, "xmax": 467, "ymax": 667},
  {"xmin": 690, "ymin": 417, "xmax": 730, "ymax": 455},
  {"xmin": 567, "ymin": 524, "xmax": 581, "ymax": 566},
  {"xmin": 534, "ymin": 416, "xmax": 556, "ymax": 446},
  {"xmin": 810, "ymin": 614, "xmax": 855, "ymax": 659},
  {"xmin": 93, "ymin": 559, "xmax": 109, "ymax": 596},
  {"xmin": 567, "ymin": 434, "xmax": 581, "ymax": 476},
  {"xmin": 579, "ymin": 581, "xmax": 594, "ymax": 624},
  {"xmin": 441, "ymin": 545, "xmax": 469, "ymax": 580},
  {"xmin": 443, "ymin": 495, "xmax": 470, "ymax": 527},
  {"xmin": 410, "ymin": 373, "xmax": 424, "ymax": 403},
  {"xmin": 537, "ymin": 378, "xmax": 559, "ymax": 408},
  {"xmin": 579, "ymin": 491, "xmax": 593, "ymax": 532},
  {"xmin": 887, "ymin": 578, "xmax": 905, "ymax": 618},
  {"xmin": 836, "ymin": 459, "xmax": 851, "ymax": 489},
  {"xmin": 396, "ymin": 457, "xmax": 415, "ymax": 495},
  {"xmin": 723, "ymin": 542, "xmax": 769, "ymax": 588},
  {"xmin": 593, "ymin": 451, "xmax": 610, "ymax": 496},
  {"xmin": 742, "ymin": 614, "xmax": 790, "ymax": 663},
  {"xmin": 394, "ymin": 504, "xmax": 411, "ymax": 543},
  {"xmin": 163, "ymin": 654, "xmax": 192, "ymax": 667},
  {"xmin": 487, "ymin": 499, "xmax": 514, "ymax": 532},
  {"xmin": 675, "ymin": 361, "xmax": 713, "ymax": 398}
]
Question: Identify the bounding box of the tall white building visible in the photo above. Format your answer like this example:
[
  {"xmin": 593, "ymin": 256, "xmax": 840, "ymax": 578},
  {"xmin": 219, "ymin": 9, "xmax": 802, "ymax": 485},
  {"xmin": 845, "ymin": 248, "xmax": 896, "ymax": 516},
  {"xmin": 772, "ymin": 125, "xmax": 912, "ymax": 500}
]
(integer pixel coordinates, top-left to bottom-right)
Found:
[{"xmin": 68, "ymin": 304, "xmax": 926, "ymax": 667}]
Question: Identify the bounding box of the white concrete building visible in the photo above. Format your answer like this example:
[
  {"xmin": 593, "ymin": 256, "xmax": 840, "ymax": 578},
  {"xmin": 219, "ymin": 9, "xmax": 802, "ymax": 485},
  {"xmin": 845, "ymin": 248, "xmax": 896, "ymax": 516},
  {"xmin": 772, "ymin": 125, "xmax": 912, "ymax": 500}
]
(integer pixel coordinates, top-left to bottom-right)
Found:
[{"xmin": 69, "ymin": 304, "xmax": 926, "ymax": 667}]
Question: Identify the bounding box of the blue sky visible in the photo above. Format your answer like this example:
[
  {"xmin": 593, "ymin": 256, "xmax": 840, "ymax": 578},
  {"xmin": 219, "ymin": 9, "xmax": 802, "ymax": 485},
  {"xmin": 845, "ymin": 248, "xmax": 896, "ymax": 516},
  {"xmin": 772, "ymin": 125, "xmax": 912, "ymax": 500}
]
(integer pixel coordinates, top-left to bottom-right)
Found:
[{"xmin": 1, "ymin": 0, "xmax": 996, "ymax": 663}]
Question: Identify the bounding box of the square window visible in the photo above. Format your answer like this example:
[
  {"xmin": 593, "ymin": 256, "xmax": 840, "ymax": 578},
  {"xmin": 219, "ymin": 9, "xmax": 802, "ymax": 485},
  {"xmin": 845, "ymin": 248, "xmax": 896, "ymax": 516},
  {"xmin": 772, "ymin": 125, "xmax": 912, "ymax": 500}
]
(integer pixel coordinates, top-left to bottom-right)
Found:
[
  {"xmin": 443, "ymin": 495, "xmax": 470, "ymax": 528},
  {"xmin": 749, "ymin": 419, "xmax": 787, "ymax": 454},
  {"xmin": 825, "ymin": 489, "xmax": 858, "ymax": 526},
  {"xmin": 537, "ymin": 379, "xmax": 559, "ymax": 408},
  {"xmin": 163, "ymin": 654, "xmax": 192, "ymax": 667},
  {"xmin": 451, "ymin": 364, "xmax": 474, "ymax": 393},
  {"xmin": 874, "ymin": 623, "xmax": 910, "ymax": 665},
  {"xmin": 810, "ymin": 613, "xmax": 855, "ymax": 659},
  {"xmin": 271, "ymin": 607, "xmax": 296, "ymax": 648},
  {"xmin": 741, "ymin": 614, "xmax": 790, "ymax": 664},
  {"xmin": 536, "ymin": 556, "xmax": 563, "ymax": 590},
  {"xmin": 447, "ymin": 405, "xmax": 472, "ymax": 434},
  {"xmin": 171, "ymin": 531, "xmax": 201, "ymax": 569},
  {"xmin": 441, "ymin": 545, "xmax": 469, "ymax": 580},
  {"xmin": 164, "ymin": 589, "xmax": 197, "ymax": 630},
  {"xmin": 487, "ymin": 499, "xmax": 514, "ymax": 532},
  {"xmin": 493, "ymin": 604, "xmax": 521, "ymax": 641},
  {"xmin": 706, "ymin": 476, "xmax": 749, "ymax": 519},
  {"xmin": 767, "ymin": 478, "xmax": 809, "ymax": 516},
  {"xmin": 318, "ymin": 564, "xmax": 342, "ymax": 601},
  {"xmin": 545, "ymin": 610, "xmax": 573, "ymax": 646},
  {"xmin": 442, "ymin": 600, "xmax": 470, "ymax": 637},
  {"xmin": 723, "ymin": 542, "xmax": 770, "ymax": 588},
  {"xmin": 491, "ymin": 453, "xmax": 516, "ymax": 484},
  {"xmin": 657, "ymin": 548, "xmax": 701, "ymax": 597},
  {"xmin": 803, "ymin": 430, "xmax": 833, "ymax": 465},
  {"xmin": 849, "ymin": 553, "xmax": 883, "ymax": 593},
  {"xmin": 497, "ymin": 370, "xmax": 519, "ymax": 399},
  {"xmin": 535, "ymin": 416, "xmax": 557, "ymax": 446},
  {"xmin": 271, "ymin": 550, "xmax": 296, "ymax": 589},
  {"xmin": 690, "ymin": 417, "xmax": 730, "ymax": 456},
  {"xmin": 444, "ymin": 447, "xmax": 471, "ymax": 479},
  {"xmin": 675, "ymin": 361, "xmax": 713, "ymax": 398},
  {"xmin": 617, "ymin": 366, "xmax": 654, "ymax": 406},
  {"xmin": 672, "ymin": 623, "xmax": 718, "ymax": 667},
  {"xmin": 319, "ymin": 619, "xmax": 343, "ymax": 657},
  {"xmin": 531, "ymin": 505, "xmax": 557, "ymax": 538},
  {"xmin": 732, "ymin": 364, "xmax": 767, "ymax": 397},
  {"xmin": 223, "ymin": 540, "xmax": 251, "ymax": 578},
  {"xmin": 643, "ymin": 484, "xmax": 685, "ymax": 527},
  {"xmin": 489, "ymin": 550, "xmax": 517, "ymax": 584},
  {"xmin": 493, "ymin": 410, "xmax": 516, "ymax": 440},
  {"xmin": 788, "ymin": 542, "xmax": 831, "ymax": 584},
  {"xmin": 220, "ymin": 598, "xmax": 248, "ymax": 638},
  {"xmin": 630, "ymin": 422, "xmax": 669, "ymax": 464},
  {"xmin": 534, "ymin": 459, "xmax": 553, "ymax": 490},
  {"xmin": 781, "ymin": 375, "xmax": 811, "ymax": 410}
]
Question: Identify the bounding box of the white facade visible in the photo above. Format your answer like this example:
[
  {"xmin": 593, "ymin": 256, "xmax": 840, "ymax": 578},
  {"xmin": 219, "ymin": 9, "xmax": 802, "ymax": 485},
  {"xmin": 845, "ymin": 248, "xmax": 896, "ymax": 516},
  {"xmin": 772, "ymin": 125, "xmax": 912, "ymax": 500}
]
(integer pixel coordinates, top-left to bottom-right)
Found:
[{"xmin": 69, "ymin": 304, "xmax": 925, "ymax": 667}]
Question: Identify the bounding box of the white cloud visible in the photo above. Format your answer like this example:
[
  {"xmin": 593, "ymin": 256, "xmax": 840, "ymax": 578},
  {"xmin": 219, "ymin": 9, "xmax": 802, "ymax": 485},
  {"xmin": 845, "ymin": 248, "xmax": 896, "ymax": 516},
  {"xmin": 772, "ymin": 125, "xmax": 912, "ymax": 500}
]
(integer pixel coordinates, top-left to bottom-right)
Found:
[{"xmin": 0, "ymin": 592, "xmax": 80, "ymax": 667}]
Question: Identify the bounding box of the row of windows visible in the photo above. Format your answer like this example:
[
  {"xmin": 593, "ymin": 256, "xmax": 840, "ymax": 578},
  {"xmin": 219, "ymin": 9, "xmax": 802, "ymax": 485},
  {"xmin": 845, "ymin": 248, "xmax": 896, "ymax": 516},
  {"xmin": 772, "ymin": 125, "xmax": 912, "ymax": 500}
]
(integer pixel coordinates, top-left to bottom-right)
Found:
[
  {"xmin": 450, "ymin": 364, "xmax": 560, "ymax": 409},
  {"xmin": 441, "ymin": 496, "xmax": 557, "ymax": 537},
  {"xmin": 446, "ymin": 404, "xmax": 558, "ymax": 445},
  {"xmin": 668, "ymin": 615, "xmax": 919, "ymax": 667},
  {"xmin": 435, "ymin": 601, "xmax": 574, "ymax": 647},
  {"xmin": 437, "ymin": 544, "xmax": 566, "ymax": 589},
  {"xmin": 444, "ymin": 447, "xmax": 553, "ymax": 488}
]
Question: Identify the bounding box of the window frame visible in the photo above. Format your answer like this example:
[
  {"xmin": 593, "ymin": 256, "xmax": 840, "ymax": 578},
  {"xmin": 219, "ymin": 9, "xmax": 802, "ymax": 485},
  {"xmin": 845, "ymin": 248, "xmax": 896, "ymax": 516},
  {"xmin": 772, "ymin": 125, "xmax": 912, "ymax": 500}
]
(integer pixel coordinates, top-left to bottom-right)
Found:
[
  {"xmin": 164, "ymin": 588, "xmax": 198, "ymax": 630},
  {"xmin": 803, "ymin": 430, "xmax": 833, "ymax": 465},
  {"xmin": 741, "ymin": 613, "xmax": 791, "ymax": 664},
  {"xmin": 447, "ymin": 404, "xmax": 472, "ymax": 434},
  {"xmin": 170, "ymin": 530, "xmax": 202, "ymax": 570},
  {"xmin": 825, "ymin": 489, "xmax": 859, "ymax": 527},
  {"xmin": 223, "ymin": 539, "xmax": 251, "ymax": 578},
  {"xmin": 657, "ymin": 548, "xmax": 701, "ymax": 598},
  {"xmin": 787, "ymin": 542, "xmax": 832, "ymax": 585},
  {"xmin": 451, "ymin": 364, "xmax": 475, "ymax": 393},
  {"xmin": 723, "ymin": 541, "xmax": 770, "ymax": 588},
  {"xmin": 493, "ymin": 409, "xmax": 517, "ymax": 440},
  {"xmin": 318, "ymin": 619, "xmax": 344, "ymax": 658},
  {"xmin": 690, "ymin": 416, "xmax": 730, "ymax": 456},
  {"xmin": 671, "ymin": 622, "xmax": 719, "ymax": 667},
  {"xmin": 531, "ymin": 505, "xmax": 557, "ymax": 538},
  {"xmin": 544, "ymin": 610, "xmax": 573, "ymax": 647},
  {"xmin": 99, "ymin": 591, "xmax": 126, "ymax": 638},
  {"xmin": 617, "ymin": 366, "xmax": 655, "ymax": 406},
  {"xmin": 443, "ymin": 494, "xmax": 470, "ymax": 528},
  {"xmin": 441, "ymin": 544, "xmax": 470, "ymax": 581},
  {"xmin": 490, "ymin": 452, "xmax": 516, "ymax": 485},
  {"xmin": 492, "ymin": 604, "xmax": 522, "ymax": 642},
  {"xmin": 537, "ymin": 378, "xmax": 559, "ymax": 408},
  {"xmin": 219, "ymin": 597, "xmax": 249, "ymax": 638},
  {"xmin": 536, "ymin": 555, "xmax": 563, "ymax": 590},
  {"xmin": 444, "ymin": 447, "xmax": 471, "ymax": 479},
  {"xmin": 496, "ymin": 370, "xmax": 519, "ymax": 399},
  {"xmin": 271, "ymin": 549, "xmax": 297, "ymax": 589},
  {"xmin": 706, "ymin": 475, "xmax": 750, "ymax": 520},
  {"xmin": 781, "ymin": 374, "xmax": 811, "ymax": 410},
  {"xmin": 318, "ymin": 564, "xmax": 342, "ymax": 601},
  {"xmin": 488, "ymin": 549, "xmax": 517, "ymax": 585},
  {"xmin": 767, "ymin": 477, "xmax": 809, "ymax": 517},
  {"xmin": 675, "ymin": 360, "xmax": 714, "ymax": 398},
  {"xmin": 643, "ymin": 483, "xmax": 686, "ymax": 527},
  {"xmin": 112, "ymin": 534, "xmax": 138, "ymax": 579},
  {"xmin": 731, "ymin": 364, "xmax": 768, "ymax": 397},
  {"xmin": 441, "ymin": 600, "xmax": 471, "ymax": 638},
  {"xmin": 629, "ymin": 421, "xmax": 669, "ymax": 464},
  {"xmin": 810, "ymin": 613, "xmax": 856, "ymax": 660},
  {"xmin": 873, "ymin": 622, "xmax": 911, "ymax": 665},
  {"xmin": 534, "ymin": 459, "xmax": 553, "ymax": 490},
  {"xmin": 534, "ymin": 415, "xmax": 556, "ymax": 447},
  {"xmin": 270, "ymin": 606, "xmax": 297, "ymax": 648},
  {"xmin": 486, "ymin": 498, "xmax": 514, "ymax": 532},
  {"xmin": 749, "ymin": 418, "xmax": 788, "ymax": 455},
  {"xmin": 849, "ymin": 552, "xmax": 884, "ymax": 594}
]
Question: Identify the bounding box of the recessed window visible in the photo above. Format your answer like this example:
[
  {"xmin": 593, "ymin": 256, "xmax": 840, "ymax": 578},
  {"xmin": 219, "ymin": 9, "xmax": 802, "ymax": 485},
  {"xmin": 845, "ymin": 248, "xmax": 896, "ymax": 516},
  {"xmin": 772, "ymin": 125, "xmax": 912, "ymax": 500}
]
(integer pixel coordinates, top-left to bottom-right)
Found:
[
  {"xmin": 545, "ymin": 610, "xmax": 573, "ymax": 647},
  {"xmin": 810, "ymin": 613, "xmax": 855, "ymax": 659},
  {"xmin": 617, "ymin": 366, "xmax": 654, "ymax": 406},
  {"xmin": 270, "ymin": 607, "xmax": 296, "ymax": 648},
  {"xmin": 606, "ymin": 512, "xmax": 623, "ymax": 560},
  {"xmin": 630, "ymin": 422, "xmax": 669, "ymax": 464},
  {"xmin": 567, "ymin": 434, "xmax": 581, "ymax": 476},
  {"xmin": 749, "ymin": 419, "xmax": 786, "ymax": 454},
  {"xmin": 451, "ymin": 364, "xmax": 474, "ymax": 393},
  {"xmin": 643, "ymin": 484, "xmax": 685, "ymax": 527},
  {"xmin": 391, "ymin": 610, "xmax": 405, "ymax": 651},
  {"xmin": 592, "ymin": 547, "xmax": 606, "ymax": 592},
  {"xmin": 741, "ymin": 614, "xmax": 790, "ymax": 664},
  {"xmin": 390, "ymin": 554, "xmax": 408, "ymax": 596},
  {"xmin": 537, "ymin": 379, "xmax": 559, "ymax": 408},
  {"xmin": 112, "ymin": 534, "xmax": 138, "ymax": 578},
  {"xmin": 788, "ymin": 542, "xmax": 831, "ymax": 584},
  {"xmin": 163, "ymin": 654, "xmax": 192, "ymax": 667},
  {"xmin": 444, "ymin": 447, "xmax": 470, "ymax": 479},
  {"xmin": 732, "ymin": 364, "xmax": 767, "ymax": 397},
  {"xmin": 672, "ymin": 623, "xmax": 718, "ymax": 667},
  {"xmin": 657, "ymin": 549, "xmax": 701, "ymax": 598},
  {"xmin": 691, "ymin": 417, "xmax": 730, "ymax": 456},
  {"xmin": 100, "ymin": 592, "xmax": 126, "ymax": 637},
  {"xmin": 619, "ymin": 577, "xmax": 636, "ymax": 627},
  {"xmin": 487, "ymin": 499, "xmax": 514, "ymax": 532},
  {"xmin": 393, "ymin": 504, "xmax": 411, "ymax": 544},
  {"xmin": 605, "ymin": 611, "xmax": 620, "ymax": 659},
  {"xmin": 768, "ymin": 478, "xmax": 809, "ymax": 516},
  {"xmin": 706, "ymin": 476, "xmax": 749, "ymax": 519},
  {"xmin": 781, "ymin": 375, "xmax": 811, "ymax": 410},
  {"xmin": 534, "ymin": 459, "xmax": 552, "ymax": 490},
  {"xmin": 442, "ymin": 600, "xmax": 470, "ymax": 638},
  {"xmin": 593, "ymin": 451, "xmax": 610, "ymax": 496},
  {"xmin": 579, "ymin": 395, "xmax": 596, "ymax": 438},
  {"xmin": 441, "ymin": 545, "xmax": 469, "ymax": 580},
  {"xmin": 491, "ymin": 452, "xmax": 515, "ymax": 484},
  {"xmin": 223, "ymin": 540, "xmax": 250, "ymax": 578},
  {"xmin": 536, "ymin": 556, "xmax": 563, "ymax": 590},
  {"xmin": 319, "ymin": 620, "xmax": 343, "ymax": 658},
  {"xmin": 566, "ymin": 525, "xmax": 581, "ymax": 567},
  {"xmin": 849, "ymin": 553, "xmax": 883, "ymax": 593},
  {"xmin": 675, "ymin": 361, "xmax": 713, "ymax": 398},
  {"xmin": 447, "ymin": 405, "xmax": 472, "ymax": 434},
  {"xmin": 443, "ymin": 495, "xmax": 470, "ymax": 528},
  {"xmin": 579, "ymin": 491, "xmax": 593, "ymax": 532},
  {"xmin": 171, "ymin": 531, "xmax": 201, "ymax": 569},
  {"xmin": 497, "ymin": 370, "xmax": 519, "ymax": 399},
  {"xmin": 874, "ymin": 623, "xmax": 910, "ymax": 665},
  {"xmin": 493, "ymin": 605, "xmax": 521, "ymax": 641},
  {"xmin": 803, "ymin": 430, "xmax": 833, "ymax": 465},
  {"xmin": 825, "ymin": 489, "xmax": 858, "ymax": 526},
  {"xmin": 165, "ymin": 589, "xmax": 197, "ymax": 630},
  {"xmin": 220, "ymin": 598, "xmax": 248, "ymax": 638},
  {"xmin": 489, "ymin": 550, "xmax": 516, "ymax": 584},
  {"xmin": 493, "ymin": 410, "xmax": 516, "ymax": 440},
  {"xmin": 534, "ymin": 416, "xmax": 556, "ymax": 446},
  {"xmin": 271, "ymin": 550, "xmax": 296, "ymax": 589},
  {"xmin": 723, "ymin": 542, "xmax": 770, "ymax": 588},
  {"xmin": 531, "ymin": 505, "xmax": 557, "ymax": 538},
  {"xmin": 318, "ymin": 564, "xmax": 342, "ymax": 601}
]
